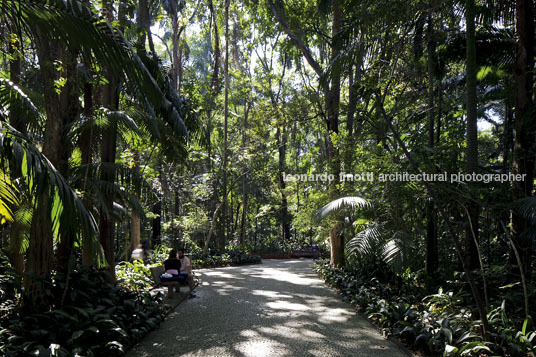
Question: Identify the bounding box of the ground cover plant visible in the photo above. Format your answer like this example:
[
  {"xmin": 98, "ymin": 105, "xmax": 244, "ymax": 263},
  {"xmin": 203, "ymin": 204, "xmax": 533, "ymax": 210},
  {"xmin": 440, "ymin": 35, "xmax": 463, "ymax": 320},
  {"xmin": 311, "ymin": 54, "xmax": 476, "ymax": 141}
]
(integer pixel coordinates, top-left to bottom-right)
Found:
[
  {"xmin": 0, "ymin": 253, "xmax": 168, "ymax": 356},
  {"xmin": 316, "ymin": 261, "xmax": 536, "ymax": 356}
]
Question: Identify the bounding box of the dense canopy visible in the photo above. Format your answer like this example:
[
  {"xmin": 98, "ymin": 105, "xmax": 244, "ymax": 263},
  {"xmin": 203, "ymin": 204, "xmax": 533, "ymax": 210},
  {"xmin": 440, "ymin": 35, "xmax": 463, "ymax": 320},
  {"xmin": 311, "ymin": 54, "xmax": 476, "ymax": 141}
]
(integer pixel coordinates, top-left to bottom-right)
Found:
[{"xmin": 0, "ymin": 0, "xmax": 535, "ymax": 355}]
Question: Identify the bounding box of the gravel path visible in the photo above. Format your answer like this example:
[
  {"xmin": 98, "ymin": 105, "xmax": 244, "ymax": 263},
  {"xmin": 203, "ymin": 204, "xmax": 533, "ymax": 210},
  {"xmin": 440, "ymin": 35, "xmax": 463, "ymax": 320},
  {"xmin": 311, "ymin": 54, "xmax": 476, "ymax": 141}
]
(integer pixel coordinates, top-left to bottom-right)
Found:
[{"xmin": 126, "ymin": 259, "xmax": 411, "ymax": 357}]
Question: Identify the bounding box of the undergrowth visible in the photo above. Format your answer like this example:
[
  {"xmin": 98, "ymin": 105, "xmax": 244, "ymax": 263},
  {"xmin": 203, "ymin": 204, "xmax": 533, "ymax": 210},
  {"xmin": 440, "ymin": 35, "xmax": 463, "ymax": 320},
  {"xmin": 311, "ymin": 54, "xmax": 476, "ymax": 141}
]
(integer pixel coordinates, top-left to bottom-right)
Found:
[{"xmin": 315, "ymin": 261, "xmax": 535, "ymax": 356}]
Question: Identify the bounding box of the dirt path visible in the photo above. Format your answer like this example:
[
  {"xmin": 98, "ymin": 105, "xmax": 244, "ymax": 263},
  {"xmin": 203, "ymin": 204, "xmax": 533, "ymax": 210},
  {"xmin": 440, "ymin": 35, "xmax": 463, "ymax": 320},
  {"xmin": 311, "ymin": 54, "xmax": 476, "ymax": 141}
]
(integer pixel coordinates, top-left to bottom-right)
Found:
[{"xmin": 126, "ymin": 259, "xmax": 411, "ymax": 357}]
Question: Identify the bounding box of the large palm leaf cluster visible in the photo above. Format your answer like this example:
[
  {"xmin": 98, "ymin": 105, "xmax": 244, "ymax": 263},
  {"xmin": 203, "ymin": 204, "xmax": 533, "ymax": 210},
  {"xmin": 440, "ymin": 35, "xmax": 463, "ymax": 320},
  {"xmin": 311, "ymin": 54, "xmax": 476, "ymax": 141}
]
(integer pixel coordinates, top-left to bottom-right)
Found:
[
  {"xmin": 315, "ymin": 196, "xmax": 417, "ymax": 274},
  {"xmin": 0, "ymin": 0, "xmax": 196, "ymax": 273}
]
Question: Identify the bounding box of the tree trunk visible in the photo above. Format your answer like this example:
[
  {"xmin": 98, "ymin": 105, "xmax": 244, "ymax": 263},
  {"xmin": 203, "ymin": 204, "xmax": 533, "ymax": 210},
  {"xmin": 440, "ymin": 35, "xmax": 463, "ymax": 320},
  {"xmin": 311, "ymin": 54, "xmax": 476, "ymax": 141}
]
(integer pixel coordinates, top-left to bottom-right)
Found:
[
  {"xmin": 152, "ymin": 198, "xmax": 162, "ymax": 246},
  {"xmin": 326, "ymin": 0, "xmax": 343, "ymax": 267},
  {"xmin": 81, "ymin": 70, "xmax": 95, "ymax": 266},
  {"xmin": 464, "ymin": 0, "xmax": 479, "ymax": 270},
  {"xmin": 97, "ymin": 0, "xmax": 126, "ymax": 281},
  {"xmin": 126, "ymin": 152, "xmax": 141, "ymax": 259},
  {"xmin": 129, "ymin": 213, "xmax": 141, "ymax": 255},
  {"xmin": 172, "ymin": 11, "xmax": 179, "ymax": 92},
  {"xmin": 425, "ymin": 12, "xmax": 438, "ymax": 274},
  {"xmin": 55, "ymin": 46, "xmax": 81, "ymax": 273},
  {"xmin": 330, "ymin": 223, "xmax": 344, "ymax": 267},
  {"xmin": 208, "ymin": 0, "xmax": 221, "ymax": 92},
  {"xmin": 343, "ymin": 65, "xmax": 357, "ymax": 172},
  {"xmin": 277, "ymin": 127, "xmax": 291, "ymax": 240},
  {"xmin": 99, "ymin": 115, "xmax": 118, "ymax": 280},
  {"xmin": 137, "ymin": 0, "xmax": 149, "ymax": 51},
  {"xmin": 204, "ymin": 201, "xmax": 223, "ymax": 253},
  {"xmin": 99, "ymin": 55, "xmax": 119, "ymax": 279},
  {"xmin": 99, "ymin": 56, "xmax": 119, "ymax": 281},
  {"xmin": 503, "ymin": 97, "xmax": 514, "ymax": 171},
  {"xmin": 240, "ymin": 106, "xmax": 249, "ymax": 246},
  {"xmin": 8, "ymin": 26, "xmax": 25, "ymax": 277},
  {"xmin": 510, "ymin": 0, "xmax": 535, "ymax": 281},
  {"xmin": 240, "ymin": 177, "xmax": 248, "ymax": 246},
  {"xmin": 24, "ymin": 34, "xmax": 62, "ymax": 309},
  {"xmin": 220, "ymin": 0, "xmax": 231, "ymax": 250}
]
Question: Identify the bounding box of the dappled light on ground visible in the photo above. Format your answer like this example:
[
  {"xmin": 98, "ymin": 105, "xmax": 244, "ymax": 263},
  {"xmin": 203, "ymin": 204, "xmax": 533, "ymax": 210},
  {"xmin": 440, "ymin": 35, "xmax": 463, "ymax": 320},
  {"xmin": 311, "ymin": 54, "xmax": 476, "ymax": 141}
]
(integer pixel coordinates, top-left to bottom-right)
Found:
[{"xmin": 126, "ymin": 260, "xmax": 410, "ymax": 357}]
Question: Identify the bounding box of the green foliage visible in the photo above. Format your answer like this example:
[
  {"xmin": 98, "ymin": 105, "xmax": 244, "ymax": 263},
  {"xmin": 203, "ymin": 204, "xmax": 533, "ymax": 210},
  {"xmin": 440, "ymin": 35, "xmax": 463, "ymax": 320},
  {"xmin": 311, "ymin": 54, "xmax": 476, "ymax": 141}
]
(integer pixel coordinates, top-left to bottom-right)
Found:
[
  {"xmin": 314, "ymin": 196, "xmax": 370, "ymax": 221},
  {"xmin": 0, "ymin": 169, "xmax": 18, "ymax": 224},
  {"xmin": 0, "ymin": 251, "xmax": 17, "ymax": 322},
  {"xmin": 0, "ymin": 125, "xmax": 99, "ymax": 251},
  {"xmin": 115, "ymin": 260, "xmax": 154, "ymax": 292},
  {"xmin": 0, "ymin": 267, "xmax": 167, "ymax": 356},
  {"xmin": 0, "ymin": 0, "xmax": 534, "ymax": 354},
  {"xmin": 316, "ymin": 261, "xmax": 535, "ymax": 356},
  {"xmin": 191, "ymin": 249, "xmax": 261, "ymax": 268},
  {"xmin": 487, "ymin": 303, "xmax": 536, "ymax": 356}
]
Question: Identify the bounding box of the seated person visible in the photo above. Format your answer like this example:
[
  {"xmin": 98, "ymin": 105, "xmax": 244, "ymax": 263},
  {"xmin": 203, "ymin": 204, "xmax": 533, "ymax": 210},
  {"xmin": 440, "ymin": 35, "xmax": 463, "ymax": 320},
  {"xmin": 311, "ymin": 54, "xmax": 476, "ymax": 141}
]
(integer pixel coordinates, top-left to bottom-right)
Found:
[
  {"xmin": 161, "ymin": 249, "xmax": 181, "ymax": 280},
  {"xmin": 178, "ymin": 248, "xmax": 195, "ymax": 298}
]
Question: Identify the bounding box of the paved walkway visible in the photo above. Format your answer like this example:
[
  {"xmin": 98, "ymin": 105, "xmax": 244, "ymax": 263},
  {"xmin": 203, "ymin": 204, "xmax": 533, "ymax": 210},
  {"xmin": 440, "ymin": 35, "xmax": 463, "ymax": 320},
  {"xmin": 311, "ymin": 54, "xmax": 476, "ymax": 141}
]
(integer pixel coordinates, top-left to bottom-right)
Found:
[{"xmin": 126, "ymin": 259, "xmax": 410, "ymax": 357}]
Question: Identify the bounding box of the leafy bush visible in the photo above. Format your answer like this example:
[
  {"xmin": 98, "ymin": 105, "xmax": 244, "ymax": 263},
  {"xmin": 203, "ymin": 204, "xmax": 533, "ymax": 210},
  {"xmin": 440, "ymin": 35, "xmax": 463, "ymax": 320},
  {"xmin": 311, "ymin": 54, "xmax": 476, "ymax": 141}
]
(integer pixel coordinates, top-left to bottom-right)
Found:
[
  {"xmin": 191, "ymin": 251, "xmax": 231, "ymax": 268},
  {"xmin": 191, "ymin": 250, "xmax": 261, "ymax": 268},
  {"xmin": 0, "ymin": 267, "xmax": 168, "ymax": 356},
  {"xmin": 0, "ymin": 251, "xmax": 17, "ymax": 324},
  {"xmin": 145, "ymin": 245, "xmax": 172, "ymax": 265},
  {"xmin": 315, "ymin": 261, "xmax": 535, "ymax": 356},
  {"xmin": 227, "ymin": 250, "xmax": 262, "ymax": 265},
  {"xmin": 116, "ymin": 260, "xmax": 155, "ymax": 292}
]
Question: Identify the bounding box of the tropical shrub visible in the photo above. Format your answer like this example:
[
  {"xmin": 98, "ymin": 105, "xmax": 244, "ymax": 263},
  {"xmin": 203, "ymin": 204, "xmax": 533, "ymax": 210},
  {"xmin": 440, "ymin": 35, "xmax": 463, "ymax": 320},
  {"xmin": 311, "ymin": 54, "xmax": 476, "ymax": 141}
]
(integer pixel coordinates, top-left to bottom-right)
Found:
[
  {"xmin": 0, "ymin": 267, "xmax": 167, "ymax": 356},
  {"xmin": 191, "ymin": 250, "xmax": 261, "ymax": 268},
  {"xmin": 116, "ymin": 260, "xmax": 154, "ymax": 292},
  {"xmin": 0, "ymin": 251, "xmax": 17, "ymax": 323},
  {"xmin": 315, "ymin": 261, "xmax": 535, "ymax": 356}
]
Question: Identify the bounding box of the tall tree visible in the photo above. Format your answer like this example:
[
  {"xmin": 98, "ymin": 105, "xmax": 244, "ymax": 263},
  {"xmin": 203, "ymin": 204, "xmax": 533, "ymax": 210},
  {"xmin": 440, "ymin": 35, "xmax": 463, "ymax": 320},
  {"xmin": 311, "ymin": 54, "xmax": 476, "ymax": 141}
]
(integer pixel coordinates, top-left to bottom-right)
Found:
[
  {"xmin": 98, "ymin": 0, "xmax": 123, "ymax": 281},
  {"xmin": 464, "ymin": 0, "xmax": 479, "ymax": 270},
  {"xmin": 23, "ymin": 34, "xmax": 58, "ymax": 309},
  {"xmin": 510, "ymin": 0, "xmax": 535, "ymax": 280},
  {"xmin": 425, "ymin": 9, "xmax": 438, "ymax": 274},
  {"xmin": 268, "ymin": 0, "xmax": 345, "ymax": 266},
  {"xmin": 220, "ymin": 0, "xmax": 231, "ymax": 249},
  {"xmin": 7, "ymin": 17, "xmax": 25, "ymax": 276}
]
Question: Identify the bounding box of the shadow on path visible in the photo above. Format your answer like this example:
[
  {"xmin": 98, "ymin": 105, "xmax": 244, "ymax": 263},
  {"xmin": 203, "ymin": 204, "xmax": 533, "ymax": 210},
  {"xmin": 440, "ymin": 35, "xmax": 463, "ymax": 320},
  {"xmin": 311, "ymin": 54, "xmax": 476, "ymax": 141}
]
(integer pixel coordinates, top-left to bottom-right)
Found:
[{"xmin": 126, "ymin": 259, "xmax": 411, "ymax": 357}]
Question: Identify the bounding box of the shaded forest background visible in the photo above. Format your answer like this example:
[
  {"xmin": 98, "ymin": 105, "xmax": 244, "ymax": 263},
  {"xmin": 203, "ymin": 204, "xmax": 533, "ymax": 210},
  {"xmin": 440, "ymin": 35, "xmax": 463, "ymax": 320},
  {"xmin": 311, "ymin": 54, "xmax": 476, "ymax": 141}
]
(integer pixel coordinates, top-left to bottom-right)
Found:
[{"xmin": 0, "ymin": 0, "xmax": 536, "ymax": 355}]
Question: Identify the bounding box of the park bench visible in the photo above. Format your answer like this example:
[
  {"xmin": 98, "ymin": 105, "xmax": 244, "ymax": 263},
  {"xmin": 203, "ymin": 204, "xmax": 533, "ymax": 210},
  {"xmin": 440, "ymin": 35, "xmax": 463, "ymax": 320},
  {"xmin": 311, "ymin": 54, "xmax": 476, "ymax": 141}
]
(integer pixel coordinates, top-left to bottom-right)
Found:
[
  {"xmin": 291, "ymin": 249, "xmax": 314, "ymax": 258},
  {"xmin": 150, "ymin": 265, "xmax": 185, "ymax": 297}
]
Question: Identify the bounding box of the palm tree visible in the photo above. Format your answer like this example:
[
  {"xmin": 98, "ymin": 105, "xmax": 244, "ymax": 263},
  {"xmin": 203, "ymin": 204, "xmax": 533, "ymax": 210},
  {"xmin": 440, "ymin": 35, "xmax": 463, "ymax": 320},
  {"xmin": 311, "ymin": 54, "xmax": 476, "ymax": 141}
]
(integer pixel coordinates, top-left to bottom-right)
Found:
[
  {"xmin": 315, "ymin": 196, "xmax": 370, "ymax": 266},
  {"xmin": 1, "ymin": 0, "xmax": 191, "ymax": 307}
]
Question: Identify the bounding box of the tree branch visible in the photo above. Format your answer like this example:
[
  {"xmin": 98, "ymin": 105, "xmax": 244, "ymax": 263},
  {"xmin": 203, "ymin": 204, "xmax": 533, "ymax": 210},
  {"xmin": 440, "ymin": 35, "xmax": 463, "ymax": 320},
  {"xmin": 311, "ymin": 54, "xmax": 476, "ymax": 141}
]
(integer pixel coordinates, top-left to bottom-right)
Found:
[{"xmin": 267, "ymin": 0, "xmax": 323, "ymax": 76}]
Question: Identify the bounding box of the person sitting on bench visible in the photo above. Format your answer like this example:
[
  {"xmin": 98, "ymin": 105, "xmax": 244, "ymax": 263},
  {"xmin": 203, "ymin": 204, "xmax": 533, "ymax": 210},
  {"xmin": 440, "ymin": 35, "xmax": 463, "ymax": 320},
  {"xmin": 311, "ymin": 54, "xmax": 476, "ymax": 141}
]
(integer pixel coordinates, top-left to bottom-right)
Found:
[
  {"xmin": 178, "ymin": 248, "xmax": 196, "ymax": 298},
  {"xmin": 164, "ymin": 249, "xmax": 181, "ymax": 276}
]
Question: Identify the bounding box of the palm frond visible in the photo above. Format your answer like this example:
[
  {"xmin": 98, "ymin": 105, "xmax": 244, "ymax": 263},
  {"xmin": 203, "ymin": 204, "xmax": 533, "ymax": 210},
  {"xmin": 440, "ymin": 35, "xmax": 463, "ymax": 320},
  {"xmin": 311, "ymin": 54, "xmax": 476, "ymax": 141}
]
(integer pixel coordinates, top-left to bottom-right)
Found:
[
  {"xmin": 347, "ymin": 223, "xmax": 384, "ymax": 259},
  {"xmin": 0, "ymin": 123, "xmax": 98, "ymax": 241},
  {"xmin": 513, "ymin": 197, "xmax": 536, "ymax": 243},
  {"xmin": 513, "ymin": 197, "xmax": 536, "ymax": 223},
  {"xmin": 314, "ymin": 196, "xmax": 370, "ymax": 221},
  {"xmin": 70, "ymin": 108, "xmax": 142, "ymax": 144},
  {"xmin": 385, "ymin": 230, "xmax": 415, "ymax": 273},
  {"xmin": 347, "ymin": 223, "xmax": 408, "ymax": 272},
  {"xmin": 71, "ymin": 162, "xmax": 150, "ymax": 220},
  {"xmin": 126, "ymin": 108, "xmax": 162, "ymax": 141},
  {"xmin": 0, "ymin": 169, "xmax": 19, "ymax": 224},
  {"xmin": 3, "ymin": 0, "xmax": 190, "ymax": 145},
  {"xmin": 0, "ymin": 78, "xmax": 44, "ymax": 134},
  {"xmin": 10, "ymin": 202, "xmax": 33, "ymax": 254}
]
